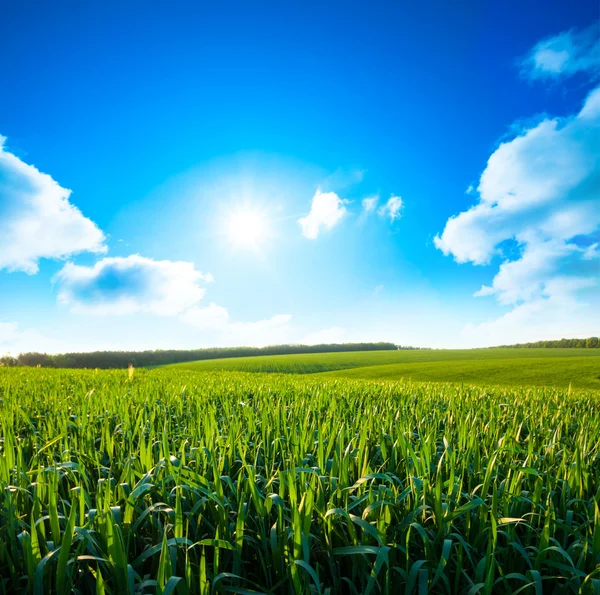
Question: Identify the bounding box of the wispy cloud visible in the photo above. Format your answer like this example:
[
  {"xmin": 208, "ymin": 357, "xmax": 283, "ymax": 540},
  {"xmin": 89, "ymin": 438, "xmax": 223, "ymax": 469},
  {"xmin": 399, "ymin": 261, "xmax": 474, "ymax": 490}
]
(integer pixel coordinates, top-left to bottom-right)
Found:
[
  {"xmin": 361, "ymin": 195, "xmax": 379, "ymax": 214},
  {"xmin": 378, "ymin": 195, "xmax": 404, "ymax": 222},
  {"xmin": 521, "ymin": 25, "xmax": 600, "ymax": 80},
  {"xmin": 0, "ymin": 135, "xmax": 106, "ymax": 274},
  {"xmin": 298, "ymin": 189, "xmax": 348, "ymax": 239},
  {"xmin": 361, "ymin": 193, "xmax": 404, "ymax": 223}
]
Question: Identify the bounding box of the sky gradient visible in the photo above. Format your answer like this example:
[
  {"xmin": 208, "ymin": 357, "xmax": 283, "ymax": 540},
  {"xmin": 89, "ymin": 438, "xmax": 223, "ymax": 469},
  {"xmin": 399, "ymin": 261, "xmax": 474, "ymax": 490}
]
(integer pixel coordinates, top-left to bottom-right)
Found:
[{"xmin": 1, "ymin": 1, "xmax": 599, "ymax": 353}]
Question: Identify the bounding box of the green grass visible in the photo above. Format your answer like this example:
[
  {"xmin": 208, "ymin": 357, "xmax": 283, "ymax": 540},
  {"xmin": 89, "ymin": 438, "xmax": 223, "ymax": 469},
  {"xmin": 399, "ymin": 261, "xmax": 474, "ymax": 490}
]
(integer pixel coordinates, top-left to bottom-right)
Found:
[
  {"xmin": 319, "ymin": 356, "xmax": 600, "ymax": 389},
  {"xmin": 169, "ymin": 348, "xmax": 600, "ymax": 389},
  {"xmin": 1, "ymin": 366, "xmax": 599, "ymax": 593}
]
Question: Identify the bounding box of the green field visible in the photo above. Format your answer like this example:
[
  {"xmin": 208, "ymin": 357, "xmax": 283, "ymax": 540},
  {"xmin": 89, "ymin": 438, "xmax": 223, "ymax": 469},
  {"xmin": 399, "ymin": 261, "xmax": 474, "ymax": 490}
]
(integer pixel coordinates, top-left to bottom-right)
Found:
[
  {"xmin": 1, "ymin": 366, "xmax": 599, "ymax": 593},
  {"xmin": 170, "ymin": 348, "xmax": 600, "ymax": 389}
]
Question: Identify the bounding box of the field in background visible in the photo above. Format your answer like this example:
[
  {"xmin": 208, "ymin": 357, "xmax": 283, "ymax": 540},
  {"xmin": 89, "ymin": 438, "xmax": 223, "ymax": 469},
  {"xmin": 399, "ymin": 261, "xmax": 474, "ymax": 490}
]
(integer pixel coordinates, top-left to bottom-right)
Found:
[
  {"xmin": 0, "ymin": 367, "xmax": 599, "ymax": 593},
  {"xmin": 169, "ymin": 347, "xmax": 600, "ymax": 389}
]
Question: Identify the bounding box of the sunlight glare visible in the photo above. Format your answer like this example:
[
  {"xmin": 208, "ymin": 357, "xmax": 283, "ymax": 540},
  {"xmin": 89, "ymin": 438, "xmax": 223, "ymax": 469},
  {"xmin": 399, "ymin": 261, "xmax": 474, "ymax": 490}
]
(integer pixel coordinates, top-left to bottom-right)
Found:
[{"xmin": 227, "ymin": 209, "xmax": 267, "ymax": 247}]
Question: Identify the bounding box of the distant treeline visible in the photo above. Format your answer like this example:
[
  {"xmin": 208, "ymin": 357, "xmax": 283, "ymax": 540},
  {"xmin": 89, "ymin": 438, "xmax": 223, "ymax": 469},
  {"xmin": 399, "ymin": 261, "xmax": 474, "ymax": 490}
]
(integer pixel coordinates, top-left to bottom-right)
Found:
[
  {"xmin": 499, "ymin": 337, "xmax": 599, "ymax": 349},
  {"xmin": 0, "ymin": 342, "xmax": 422, "ymax": 369}
]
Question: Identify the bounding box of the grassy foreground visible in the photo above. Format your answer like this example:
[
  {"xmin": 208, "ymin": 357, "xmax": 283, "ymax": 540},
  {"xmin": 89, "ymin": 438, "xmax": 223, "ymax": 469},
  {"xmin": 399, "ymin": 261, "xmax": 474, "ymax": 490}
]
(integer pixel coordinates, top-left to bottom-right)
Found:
[
  {"xmin": 1, "ymin": 367, "xmax": 600, "ymax": 593},
  {"xmin": 170, "ymin": 348, "xmax": 600, "ymax": 389}
]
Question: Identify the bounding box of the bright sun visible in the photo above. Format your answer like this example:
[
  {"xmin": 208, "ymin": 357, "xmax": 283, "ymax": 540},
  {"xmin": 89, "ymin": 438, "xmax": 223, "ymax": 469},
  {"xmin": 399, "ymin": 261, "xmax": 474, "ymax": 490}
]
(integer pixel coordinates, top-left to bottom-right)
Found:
[{"xmin": 227, "ymin": 209, "xmax": 267, "ymax": 247}]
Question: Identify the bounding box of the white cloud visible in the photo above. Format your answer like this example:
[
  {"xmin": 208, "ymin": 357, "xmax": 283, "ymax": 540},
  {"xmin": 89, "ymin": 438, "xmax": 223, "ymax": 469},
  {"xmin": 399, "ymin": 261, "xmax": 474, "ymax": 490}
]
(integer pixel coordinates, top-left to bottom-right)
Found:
[
  {"xmin": 302, "ymin": 326, "xmax": 346, "ymax": 345},
  {"xmin": 522, "ymin": 25, "xmax": 600, "ymax": 80},
  {"xmin": 0, "ymin": 135, "xmax": 106, "ymax": 274},
  {"xmin": 54, "ymin": 255, "xmax": 293, "ymax": 347},
  {"xmin": 361, "ymin": 194, "xmax": 404, "ymax": 223},
  {"xmin": 378, "ymin": 195, "xmax": 404, "ymax": 221},
  {"xmin": 435, "ymin": 86, "xmax": 600, "ymax": 264},
  {"xmin": 56, "ymin": 255, "xmax": 213, "ymax": 315},
  {"xmin": 435, "ymin": 85, "xmax": 600, "ymax": 343},
  {"xmin": 362, "ymin": 195, "xmax": 379, "ymax": 213},
  {"xmin": 474, "ymin": 240, "xmax": 599, "ymax": 305},
  {"xmin": 298, "ymin": 189, "xmax": 347, "ymax": 239}
]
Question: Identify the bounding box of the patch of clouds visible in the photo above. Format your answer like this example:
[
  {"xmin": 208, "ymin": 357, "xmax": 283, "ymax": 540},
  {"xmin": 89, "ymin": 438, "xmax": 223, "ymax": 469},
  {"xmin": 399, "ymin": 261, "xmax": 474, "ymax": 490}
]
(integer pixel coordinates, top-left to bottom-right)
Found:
[
  {"xmin": 302, "ymin": 326, "xmax": 346, "ymax": 345},
  {"xmin": 56, "ymin": 255, "xmax": 213, "ymax": 316},
  {"xmin": 434, "ymin": 86, "xmax": 600, "ymax": 265},
  {"xmin": 378, "ymin": 195, "xmax": 404, "ymax": 222},
  {"xmin": 473, "ymin": 240, "xmax": 599, "ymax": 305},
  {"xmin": 54, "ymin": 254, "xmax": 293, "ymax": 346},
  {"xmin": 521, "ymin": 25, "xmax": 600, "ymax": 80},
  {"xmin": 0, "ymin": 135, "xmax": 106, "ymax": 274},
  {"xmin": 298, "ymin": 189, "xmax": 348, "ymax": 239},
  {"xmin": 435, "ymin": 82, "xmax": 600, "ymax": 343},
  {"xmin": 361, "ymin": 194, "xmax": 404, "ymax": 223}
]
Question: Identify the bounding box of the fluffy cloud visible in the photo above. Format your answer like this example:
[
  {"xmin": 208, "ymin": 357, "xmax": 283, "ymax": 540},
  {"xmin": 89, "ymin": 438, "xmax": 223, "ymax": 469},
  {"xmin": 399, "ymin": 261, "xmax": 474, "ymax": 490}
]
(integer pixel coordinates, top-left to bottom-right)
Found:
[
  {"xmin": 56, "ymin": 255, "xmax": 213, "ymax": 315},
  {"xmin": 298, "ymin": 189, "xmax": 347, "ymax": 239},
  {"xmin": 378, "ymin": 195, "xmax": 403, "ymax": 221},
  {"xmin": 474, "ymin": 240, "xmax": 599, "ymax": 305},
  {"xmin": 435, "ymin": 86, "xmax": 600, "ymax": 267},
  {"xmin": 436, "ymin": 83, "xmax": 600, "ymax": 342},
  {"xmin": 437, "ymin": 93, "xmax": 600, "ymax": 266},
  {"xmin": 0, "ymin": 135, "xmax": 106, "ymax": 274},
  {"xmin": 522, "ymin": 25, "xmax": 600, "ymax": 80},
  {"xmin": 54, "ymin": 255, "xmax": 292, "ymax": 346}
]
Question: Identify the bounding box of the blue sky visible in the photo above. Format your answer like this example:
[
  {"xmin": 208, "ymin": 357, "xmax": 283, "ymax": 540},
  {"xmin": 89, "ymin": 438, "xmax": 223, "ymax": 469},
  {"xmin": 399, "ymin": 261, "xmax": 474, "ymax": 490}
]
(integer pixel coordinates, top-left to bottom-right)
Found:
[{"xmin": 1, "ymin": 1, "xmax": 599, "ymax": 353}]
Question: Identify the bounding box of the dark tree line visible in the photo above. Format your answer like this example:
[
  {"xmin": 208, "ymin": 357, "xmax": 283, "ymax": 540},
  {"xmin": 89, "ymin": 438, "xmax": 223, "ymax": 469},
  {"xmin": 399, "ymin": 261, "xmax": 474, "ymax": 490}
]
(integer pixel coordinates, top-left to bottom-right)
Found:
[
  {"xmin": 0, "ymin": 342, "xmax": 416, "ymax": 369},
  {"xmin": 497, "ymin": 337, "xmax": 599, "ymax": 349}
]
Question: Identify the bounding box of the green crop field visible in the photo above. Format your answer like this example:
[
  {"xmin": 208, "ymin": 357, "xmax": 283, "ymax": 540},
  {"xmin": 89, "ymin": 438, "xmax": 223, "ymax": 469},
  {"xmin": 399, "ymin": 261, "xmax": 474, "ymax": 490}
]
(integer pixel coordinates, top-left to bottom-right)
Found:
[
  {"xmin": 170, "ymin": 348, "xmax": 600, "ymax": 389},
  {"xmin": 1, "ymin": 366, "xmax": 599, "ymax": 594},
  {"xmin": 318, "ymin": 356, "xmax": 600, "ymax": 390}
]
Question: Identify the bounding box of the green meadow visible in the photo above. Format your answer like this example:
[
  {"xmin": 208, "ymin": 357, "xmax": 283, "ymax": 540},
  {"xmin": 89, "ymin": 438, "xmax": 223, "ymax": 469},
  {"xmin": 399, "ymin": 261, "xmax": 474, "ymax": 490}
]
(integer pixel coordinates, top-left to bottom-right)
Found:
[
  {"xmin": 170, "ymin": 348, "xmax": 600, "ymax": 389},
  {"xmin": 1, "ymin": 366, "xmax": 599, "ymax": 594}
]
